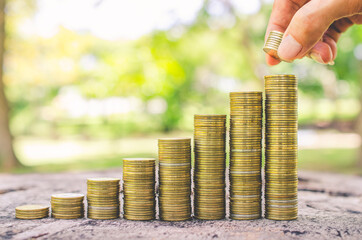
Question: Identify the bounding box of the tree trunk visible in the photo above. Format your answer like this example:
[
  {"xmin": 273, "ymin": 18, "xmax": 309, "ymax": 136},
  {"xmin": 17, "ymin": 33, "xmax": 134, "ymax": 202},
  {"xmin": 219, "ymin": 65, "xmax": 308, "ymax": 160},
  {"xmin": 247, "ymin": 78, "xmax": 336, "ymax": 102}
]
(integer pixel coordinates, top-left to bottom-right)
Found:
[
  {"xmin": 0, "ymin": 0, "xmax": 20, "ymax": 170},
  {"xmin": 357, "ymin": 117, "xmax": 362, "ymax": 167},
  {"xmin": 357, "ymin": 62, "xmax": 362, "ymax": 167}
]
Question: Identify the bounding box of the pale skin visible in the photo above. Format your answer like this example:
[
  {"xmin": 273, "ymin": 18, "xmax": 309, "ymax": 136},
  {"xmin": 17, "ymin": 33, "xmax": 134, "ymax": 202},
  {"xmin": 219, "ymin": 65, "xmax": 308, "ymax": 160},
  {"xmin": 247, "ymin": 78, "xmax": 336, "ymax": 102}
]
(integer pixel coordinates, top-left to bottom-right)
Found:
[{"xmin": 265, "ymin": 0, "xmax": 362, "ymax": 65}]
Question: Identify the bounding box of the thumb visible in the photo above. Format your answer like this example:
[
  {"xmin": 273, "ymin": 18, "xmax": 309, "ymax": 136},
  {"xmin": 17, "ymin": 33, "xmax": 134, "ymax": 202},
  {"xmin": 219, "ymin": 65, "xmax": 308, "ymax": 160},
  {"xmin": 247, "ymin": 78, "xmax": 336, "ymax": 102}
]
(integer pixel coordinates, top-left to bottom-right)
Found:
[{"xmin": 278, "ymin": 0, "xmax": 362, "ymax": 62}]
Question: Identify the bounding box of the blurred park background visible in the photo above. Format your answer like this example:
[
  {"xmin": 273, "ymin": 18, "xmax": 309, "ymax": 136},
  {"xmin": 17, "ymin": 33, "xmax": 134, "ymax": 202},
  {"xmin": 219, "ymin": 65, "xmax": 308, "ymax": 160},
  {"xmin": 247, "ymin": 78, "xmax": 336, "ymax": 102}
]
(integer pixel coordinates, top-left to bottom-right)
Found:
[{"xmin": 0, "ymin": 0, "xmax": 361, "ymax": 174}]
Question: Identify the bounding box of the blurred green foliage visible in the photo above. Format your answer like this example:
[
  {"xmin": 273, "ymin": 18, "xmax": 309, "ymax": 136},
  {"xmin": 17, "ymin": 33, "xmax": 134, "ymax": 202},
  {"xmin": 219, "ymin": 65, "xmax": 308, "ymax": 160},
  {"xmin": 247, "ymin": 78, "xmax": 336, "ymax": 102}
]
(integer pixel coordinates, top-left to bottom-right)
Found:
[
  {"xmin": 0, "ymin": 0, "xmax": 361, "ymax": 174},
  {"xmin": 3, "ymin": 0, "xmax": 362, "ymax": 139}
]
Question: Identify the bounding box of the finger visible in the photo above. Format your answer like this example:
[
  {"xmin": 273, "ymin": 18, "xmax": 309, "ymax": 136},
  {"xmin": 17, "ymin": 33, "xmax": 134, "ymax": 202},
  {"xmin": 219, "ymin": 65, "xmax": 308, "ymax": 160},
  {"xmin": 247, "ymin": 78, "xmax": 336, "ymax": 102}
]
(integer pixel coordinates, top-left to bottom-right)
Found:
[
  {"xmin": 322, "ymin": 36, "xmax": 337, "ymax": 60},
  {"xmin": 265, "ymin": 0, "xmax": 309, "ymax": 40},
  {"xmin": 325, "ymin": 17, "xmax": 354, "ymax": 42},
  {"xmin": 349, "ymin": 14, "xmax": 362, "ymax": 24},
  {"xmin": 278, "ymin": 0, "xmax": 362, "ymax": 62},
  {"xmin": 308, "ymin": 16, "xmax": 357, "ymax": 64},
  {"xmin": 264, "ymin": 0, "xmax": 309, "ymax": 64},
  {"xmin": 266, "ymin": 54, "xmax": 281, "ymax": 66},
  {"xmin": 309, "ymin": 41, "xmax": 334, "ymax": 65}
]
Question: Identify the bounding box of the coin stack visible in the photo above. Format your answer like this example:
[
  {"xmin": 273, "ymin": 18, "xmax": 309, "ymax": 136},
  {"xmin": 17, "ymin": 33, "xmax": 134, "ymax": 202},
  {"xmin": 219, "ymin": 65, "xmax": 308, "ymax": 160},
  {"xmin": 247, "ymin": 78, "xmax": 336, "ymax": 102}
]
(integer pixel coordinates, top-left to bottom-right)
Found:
[
  {"xmin": 263, "ymin": 30, "xmax": 284, "ymax": 61},
  {"xmin": 194, "ymin": 114, "xmax": 226, "ymax": 220},
  {"xmin": 51, "ymin": 193, "xmax": 84, "ymax": 219},
  {"xmin": 15, "ymin": 205, "xmax": 49, "ymax": 219},
  {"xmin": 265, "ymin": 74, "xmax": 298, "ymax": 220},
  {"xmin": 229, "ymin": 92, "xmax": 263, "ymax": 220},
  {"xmin": 87, "ymin": 178, "xmax": 120, "ymax": 219},
  {"xmin": 123, "ymin": 158, "xmax": 156, "ymax": 221},
  {"xmin": 158, "ymin": 138, "xmax": 192, "ymax": 221}
]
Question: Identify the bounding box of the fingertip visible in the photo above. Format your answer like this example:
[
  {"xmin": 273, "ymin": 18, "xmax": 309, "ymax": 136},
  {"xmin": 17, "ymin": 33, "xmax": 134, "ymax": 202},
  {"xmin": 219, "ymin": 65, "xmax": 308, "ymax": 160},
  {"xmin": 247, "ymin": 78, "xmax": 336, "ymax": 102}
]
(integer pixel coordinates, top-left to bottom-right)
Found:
[
  {"xmin": 278, "ymin": 34, "xmax": 302, "ymax": 62},
  {"xmin": 310, "ymin": 41, "xmax": 333, "ymax": 64},
  {"xmin": 322, "ymin": 36, "xmax": 337, "ymax": 60},
  {"xmin": 266, "ymin": 55, "xmax": 281, "ymax": 66}
]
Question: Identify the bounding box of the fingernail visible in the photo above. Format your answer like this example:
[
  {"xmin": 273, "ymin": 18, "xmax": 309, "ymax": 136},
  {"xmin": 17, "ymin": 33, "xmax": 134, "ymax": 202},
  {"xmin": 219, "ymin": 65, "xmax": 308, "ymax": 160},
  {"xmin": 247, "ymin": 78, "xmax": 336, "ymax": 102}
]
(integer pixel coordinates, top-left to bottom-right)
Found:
[
  {"xmin": 310, "ymin": 52, "xmax": 327, "ymax": 65},
  {"xmin": 278, "ymin": 35, "xmax": 302, "ymax": 62}
]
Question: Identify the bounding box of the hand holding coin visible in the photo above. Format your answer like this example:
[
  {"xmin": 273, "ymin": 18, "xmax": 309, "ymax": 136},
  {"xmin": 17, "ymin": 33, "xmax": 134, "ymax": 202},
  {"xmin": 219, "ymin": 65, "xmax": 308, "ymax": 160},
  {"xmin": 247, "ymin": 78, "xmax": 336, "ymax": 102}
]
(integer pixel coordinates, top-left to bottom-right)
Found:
[{"xmin": 264, "ymin": 0, "xmax": 362, "ymax": 65}]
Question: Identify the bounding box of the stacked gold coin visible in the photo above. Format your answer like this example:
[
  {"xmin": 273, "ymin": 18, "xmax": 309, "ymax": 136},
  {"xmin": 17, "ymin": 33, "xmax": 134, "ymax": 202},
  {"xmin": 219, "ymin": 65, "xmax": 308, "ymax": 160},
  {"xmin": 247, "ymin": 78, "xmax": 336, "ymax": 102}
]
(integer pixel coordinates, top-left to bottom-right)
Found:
[
  {"xmin": 265, "ymin": 74, "xmax": 298, "ymax": 220},
  {"xmin": 229, "ymin": 92, "xmax": 263, "ymax": 220},
  {"xmin": 15, "ymin": 205, "xmax": 49, "ymax": 219},
  {"xmin": 87, "ymin": 177, "xmax": 120, "ymax": 219},
  {"xmin": 123, "ymin": 158, "xmax": 156, "ymax": 221},
  {"xmin": 263, "ymin": 30, "xmax": 284, "ymax": 60},
  {"xmin": 194, "ymin": 114, "xmax": 226, "ymax": 220},
  {"xmin": 51, "ymin": 193, "xmax": 84, "ymax": 219},
  {"xmin": 158, "ymin": 138, "xmax": 192, "ymax": 221}
]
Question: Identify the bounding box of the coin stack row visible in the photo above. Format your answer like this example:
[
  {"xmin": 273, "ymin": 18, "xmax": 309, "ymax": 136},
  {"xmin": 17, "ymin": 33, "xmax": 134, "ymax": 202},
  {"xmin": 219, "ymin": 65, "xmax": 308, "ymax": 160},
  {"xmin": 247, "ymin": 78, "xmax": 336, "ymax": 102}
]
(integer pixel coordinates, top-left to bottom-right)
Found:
[{"xmin": 15, "ymin": 75, "xmax": 298, "ymax": 222}]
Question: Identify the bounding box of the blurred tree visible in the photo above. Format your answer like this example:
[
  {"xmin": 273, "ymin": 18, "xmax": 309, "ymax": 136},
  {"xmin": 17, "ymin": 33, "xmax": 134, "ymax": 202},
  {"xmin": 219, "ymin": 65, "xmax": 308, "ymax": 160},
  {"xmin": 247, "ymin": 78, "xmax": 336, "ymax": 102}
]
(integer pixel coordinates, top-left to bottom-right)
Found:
[
  {"xmin": 332, "ymin": 28, "xmax": 362, "ymax": 166},
  {"xmin": 0, "ymin": 0, "xmax": 360, "ymax": 170},
  {"xmin": 0, "ymin": 0, "xmax": 19, "ymax": 169}
]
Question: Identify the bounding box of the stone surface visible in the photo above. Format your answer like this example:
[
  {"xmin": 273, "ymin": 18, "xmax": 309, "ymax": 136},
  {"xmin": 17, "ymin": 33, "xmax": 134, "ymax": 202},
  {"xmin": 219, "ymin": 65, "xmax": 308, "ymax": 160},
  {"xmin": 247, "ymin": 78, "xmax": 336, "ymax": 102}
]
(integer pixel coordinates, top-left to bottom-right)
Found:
[{"xmin": 0, "ymin": 169, "xmax": 361, "ymax": 240}]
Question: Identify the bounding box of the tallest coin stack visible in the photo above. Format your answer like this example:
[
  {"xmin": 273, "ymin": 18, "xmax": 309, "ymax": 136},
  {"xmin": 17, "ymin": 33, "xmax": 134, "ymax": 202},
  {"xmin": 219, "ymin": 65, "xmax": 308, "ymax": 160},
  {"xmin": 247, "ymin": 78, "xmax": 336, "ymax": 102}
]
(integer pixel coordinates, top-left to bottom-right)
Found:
[{"xmin": 265, "ymin": 74, "xmax": 298, "ymax": 220}]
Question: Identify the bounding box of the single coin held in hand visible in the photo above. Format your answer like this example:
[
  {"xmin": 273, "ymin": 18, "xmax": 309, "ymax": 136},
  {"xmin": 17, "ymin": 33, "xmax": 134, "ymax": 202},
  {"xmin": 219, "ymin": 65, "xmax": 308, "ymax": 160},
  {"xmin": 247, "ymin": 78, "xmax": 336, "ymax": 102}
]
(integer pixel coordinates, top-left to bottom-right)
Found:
[{"xmin": 263, "ymin": 31, "xmax": 292, "ymax": 63}]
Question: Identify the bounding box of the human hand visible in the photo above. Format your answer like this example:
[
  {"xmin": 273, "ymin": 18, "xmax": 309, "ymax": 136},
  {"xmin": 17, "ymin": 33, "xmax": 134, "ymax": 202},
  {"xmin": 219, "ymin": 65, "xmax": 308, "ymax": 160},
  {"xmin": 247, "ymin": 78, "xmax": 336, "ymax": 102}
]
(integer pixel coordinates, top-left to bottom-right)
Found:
[{"xmin": 265, "ymin": 0, "xmax": 362, "ymax": 66}]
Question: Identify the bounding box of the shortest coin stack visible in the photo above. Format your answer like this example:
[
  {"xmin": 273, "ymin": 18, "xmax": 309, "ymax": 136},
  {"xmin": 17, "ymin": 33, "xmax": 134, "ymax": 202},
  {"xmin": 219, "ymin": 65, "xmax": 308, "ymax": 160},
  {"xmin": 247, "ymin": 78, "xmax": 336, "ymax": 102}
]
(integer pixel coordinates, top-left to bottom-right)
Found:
[
  {"xmin": 51, "ymin": 193, "xmax": 84, "ymax": 219},
  {"xmin": 87, "ymin": 177, "xmax": 120, "ymax": 219},
  {"xmin": 263, "ymin": 30, "xmax": 285, "ymax": 61},
  {"xmin": 15, "ymin": 205, "xmax": 49, "ymax": 219}
]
